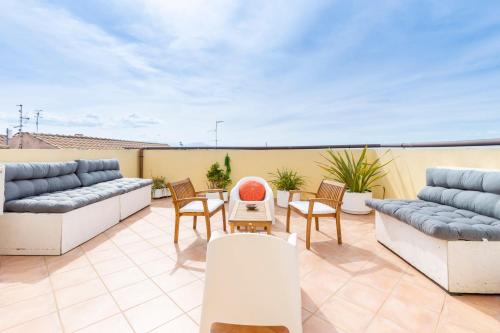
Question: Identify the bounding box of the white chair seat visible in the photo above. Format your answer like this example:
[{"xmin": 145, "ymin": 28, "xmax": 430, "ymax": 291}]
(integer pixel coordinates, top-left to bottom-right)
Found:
[
  {"xmin": 289, "ymin": 200, "xmax": 336, "ymax": 214},
  {"xmin": 180, "ymin": 199, "xmax": 224, "ymax": 213}
]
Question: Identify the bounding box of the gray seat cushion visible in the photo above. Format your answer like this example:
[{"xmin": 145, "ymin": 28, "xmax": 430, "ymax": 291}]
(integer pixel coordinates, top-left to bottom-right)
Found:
[
  {"xmin": 76, "ymin": 159, "xmax": 122, "ymax": 186},
  {"xmin": 4, "ymin": 162, "xmax": 81, "ymax": 202},
  {"xmin": 366, "ymin": 199, "xmax": 500, "ymax": 241},
  {"xmin": 93, "ymin": 178, "xmax": 152, "ymax": 193},
  {"xmin": 4, "ymin": 185, "xmax": 122, "ymax": 214}
]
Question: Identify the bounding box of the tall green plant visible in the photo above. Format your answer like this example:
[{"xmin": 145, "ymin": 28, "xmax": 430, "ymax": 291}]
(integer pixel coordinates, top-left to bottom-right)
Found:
[
  {"xmin": 206, "ymin": 158, "xmax": 232, "ymax": 190},
  {"xmin": 269, "ymin": 168, "xmax": 305, "ymax": 191},
  {"xmin": 318, "ymin": 146, "xmax": 391, "ymax": 193}
]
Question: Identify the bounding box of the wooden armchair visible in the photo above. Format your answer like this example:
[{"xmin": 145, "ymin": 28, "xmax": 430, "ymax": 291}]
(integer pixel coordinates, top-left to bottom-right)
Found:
[
  {"xmin": 167, "ymin": 178, "xmax": 226, "ymax": 243},
  {"xmin": 286, "ymin": 180, "xmax": 346, "ymax": 249}
]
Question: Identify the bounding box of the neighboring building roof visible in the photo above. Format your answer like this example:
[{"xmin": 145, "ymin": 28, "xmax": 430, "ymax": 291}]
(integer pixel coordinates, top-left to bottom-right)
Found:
[
  {"xmin": 11, "ymin": 132, "xmax": 169, "ymax": 150},
  {"xmin": 0, "ymin": 134, "xmax": 8, "ymax": 149}
]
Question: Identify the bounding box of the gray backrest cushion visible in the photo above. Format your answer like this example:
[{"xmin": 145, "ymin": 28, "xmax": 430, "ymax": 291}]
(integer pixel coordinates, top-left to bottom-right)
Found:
[
  {"xmin": 419, "ymin": 168, "xmax": 500, "ymax": 220},
  {"xmin": 76, "ymin": 159, "xmax": 122, "ymax": 186},
  {"xmin": 4, "ymin": 161, "xmax": 81, "ymax": 201}
]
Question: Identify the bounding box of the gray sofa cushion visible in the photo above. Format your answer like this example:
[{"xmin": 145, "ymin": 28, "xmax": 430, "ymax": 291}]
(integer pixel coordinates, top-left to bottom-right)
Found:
[
  {"xmin": 92, "ymin": 178, "xmax": 153, "ymax": 194},
  {"xmin": 366, "ymin": 199, "xmax": 500, "ymax": 241},
  {"xmin": 4, "ymin": 185, "xmax": 123, "ymax": 214},
  {"xmin": 4, "ymin": 162, "xmax": 81, "ymax": 201},
  {"xmin": 426, "ymin": 167, "xmax": 500, "ymax": 194},
  {"xmin": 76, "ymin": 159, "xmax": 122, "ymax": 186},
  {"xmin": 418, "ymin": 186, "xmax": 500, "ymax": 220},
  {"xmin": 420, "ymin": 168, "xmax": 500, "ymax": 220}
]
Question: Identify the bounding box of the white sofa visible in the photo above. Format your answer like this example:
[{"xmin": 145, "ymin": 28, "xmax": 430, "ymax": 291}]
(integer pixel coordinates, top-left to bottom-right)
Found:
[{"xmin": 0, "ymin": 159, "xmax": 152, "ymax": 255}]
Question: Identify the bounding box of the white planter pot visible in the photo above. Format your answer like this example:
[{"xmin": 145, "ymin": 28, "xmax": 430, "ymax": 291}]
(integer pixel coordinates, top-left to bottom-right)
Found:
[
  {"xmin": 276, "ymin": 190, "xmax": 300, "ymax": 208},
  {"xmin": 152, "ymin": 188, "xmax": 170, "ymax": 199},
  {"xmin": 342, "ymin": 191, "xmax": 373, "ymax": 215},
  {"xmin": 206, "ymin": 191, "xmax": 229, "ymax": 202}
]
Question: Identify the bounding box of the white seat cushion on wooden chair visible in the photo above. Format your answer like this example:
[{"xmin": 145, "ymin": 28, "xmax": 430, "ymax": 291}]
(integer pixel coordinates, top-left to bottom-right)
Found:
[
  {"xmin": 289, "ymin": 201, "xmax": 335, "ymax": 214},
  {"xmin": 180, "ymin": 199, "xmax": 224, "ymax": 213}
]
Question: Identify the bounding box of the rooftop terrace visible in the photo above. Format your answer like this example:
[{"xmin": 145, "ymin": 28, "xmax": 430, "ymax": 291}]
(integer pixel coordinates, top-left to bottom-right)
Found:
[
  {"xmin": 0, "ymin": 145, "xmax": 500, "ymax": 332},
  {"xmin": 0, "ymin": 198, "xmax": 499, "ymax": 332}
]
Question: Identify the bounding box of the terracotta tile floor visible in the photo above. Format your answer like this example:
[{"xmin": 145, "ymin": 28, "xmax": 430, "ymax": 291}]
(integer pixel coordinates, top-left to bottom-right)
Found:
[{"xmin": 1, "ymin": 198, "xmax": 499, "ymax": 333}]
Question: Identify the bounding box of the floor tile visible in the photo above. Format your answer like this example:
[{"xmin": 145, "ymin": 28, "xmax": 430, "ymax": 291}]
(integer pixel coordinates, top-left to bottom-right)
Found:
[
  {"xmin": 0, "ymin": 293, "xmax": 57, "ymax": 331},
  {"xmin": 150, "ymin": 314, "xmax": 198, "ymax": 333},
  {"xmin": 152, "ymin": 267, "xmax": 198, "ymax": 293},
  {"xmin": 0, "ymin": 278, "xmax": 52, "ymax": 307},
  {"xmin": 75, "ymin": 314, "xmax": 133, "ymax": 333},
  {"xmin": 54, "ymin": 278, "xmax": 107, "ymax": 309},
  {"xmin": 317, "ymin": 296, "xmax": 375, "ymax": 333},
  {"xmin": 100, "ymin": 266, "xmax": 147, "ymax": 291},
  {"xmin": 303, "ymin": 315, "xmax": 345, "ymax": 333},
  {"xmin": 50, "ymin": 265, "xmax": 98, "ymax": 290},
  {"xmin": 1, "ymin": 312, "xmax": 62, "ymax": 333},
  {"xmin": 168, "ymin": 280, "xmax": 204, "ymax": 311},
  {"xmin": 59, "ymin": 294, "xmax": 120, "ymax": 332},
  {"xmin": 124, "ymin": 295, "xmax": 183, "ymax": 333},
  {"xmin": 378, "ymin": 297, "xmax": 440, "ymax": 332},
  {"xmin": 92, "ymin": 256, "xmax": 135, "ymax": 276},
  {"xmin": 336, "ymin": 280, "xmax": 388, "ymax": 312},
  {"xmin": 111, "ymin": 279, "xmax": 163, "ymax": 310}
]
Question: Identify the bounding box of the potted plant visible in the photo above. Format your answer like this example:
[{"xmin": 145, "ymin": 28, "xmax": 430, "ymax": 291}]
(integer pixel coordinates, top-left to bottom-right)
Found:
[
  {"xmin": 206, "ymin": 154, "xmax": 232, "ymax": 202},
  {"xmin": 318, "ymin": 146, "xmax": 391, "ymax": 214},
  {"xmin": 151, "ymin": 176, "xmax": 170, "ymax": 199},
  {"xmin": 269, "ymin": 168, "xmax": 305, "ymax": 208}
]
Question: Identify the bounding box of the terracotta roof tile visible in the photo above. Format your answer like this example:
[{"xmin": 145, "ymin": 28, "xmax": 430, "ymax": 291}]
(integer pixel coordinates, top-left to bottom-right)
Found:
[{"xmin": 24, "ymin": 133, "xmax": 168, "ymax": 150}]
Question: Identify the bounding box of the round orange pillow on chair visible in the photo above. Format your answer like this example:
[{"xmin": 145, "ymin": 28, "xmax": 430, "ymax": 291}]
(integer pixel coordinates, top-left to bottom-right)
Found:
[{"xmin": 239, "ymin": 181, "xmax": 266, "ymax": 201}]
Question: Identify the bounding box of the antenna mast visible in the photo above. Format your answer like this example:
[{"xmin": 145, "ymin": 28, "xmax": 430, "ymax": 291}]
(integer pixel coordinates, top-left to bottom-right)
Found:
[
  {"xmin": 14, "ymin": 105, "xmax": 30, "ymax": 133},
  {"xmin": 215, "ymin": 120, "xmax": 224, "ymax": 148},
  {"xmin": 34, "ymin": 110, "xmax": 43, "ymax": 133},
  {"xmin": 14, "ymin": 104, "xmax": 30, "ymax": 149}
]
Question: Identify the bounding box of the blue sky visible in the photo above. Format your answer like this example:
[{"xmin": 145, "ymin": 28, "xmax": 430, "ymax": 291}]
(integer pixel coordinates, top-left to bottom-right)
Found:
[{"xmin": 1, "ymin": 0, "xmax": 500, "ymax": 146}]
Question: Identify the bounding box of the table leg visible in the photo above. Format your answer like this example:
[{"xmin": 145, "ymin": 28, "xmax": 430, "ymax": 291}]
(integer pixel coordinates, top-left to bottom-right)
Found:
[
  {"xmin": 230, "ymin": 224, "xmax": 235, "ymax": 233},
  {"xmin": 267, "ymin": 224, "xmax": 272, "ymax": 235}
]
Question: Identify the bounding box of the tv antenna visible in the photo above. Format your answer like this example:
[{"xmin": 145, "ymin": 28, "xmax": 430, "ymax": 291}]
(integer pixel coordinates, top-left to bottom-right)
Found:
[
  {"xmin": 14, "ymin": 104, "xmax": 30, "ymax": 149},
  {"xmin": 34, "ymin": 110, "xmax": 43, "ymax": 132},
  {"xmin": 215, "ymin": 120, "xmax": 224, "ymax": 148},
  {"xmin": 14, "ymin": 104, "xmax": 30, "ymax": 133}
]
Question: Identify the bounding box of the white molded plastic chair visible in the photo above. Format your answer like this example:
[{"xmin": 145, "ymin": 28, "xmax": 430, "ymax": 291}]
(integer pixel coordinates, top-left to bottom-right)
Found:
[
  {"xmin": 229, "ymin": 176, "xmax": 275, "ymax": 223},
  {"xmin": 199, "ymin": 232, "xmax": 302, "ymax": 333}
]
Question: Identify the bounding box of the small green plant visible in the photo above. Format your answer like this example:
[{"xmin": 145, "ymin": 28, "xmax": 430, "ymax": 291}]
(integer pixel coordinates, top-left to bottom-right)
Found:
[
  {"xmin": 317, "ymin": 146, "xmax": 391, "ymax": 193},
  {"xmin": 206, "ymin": 154, "xmax": 232, "ymax": 190},
  {"xmin": 151, "ymin": 176, "xmax": 167, "ymax": 190},
  {"xmin": 269, "ymin": 168, "xmax": 305, "ymax": 191}
]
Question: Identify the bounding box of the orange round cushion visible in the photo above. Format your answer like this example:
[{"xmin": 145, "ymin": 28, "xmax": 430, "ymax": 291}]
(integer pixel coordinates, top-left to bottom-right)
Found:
[{"xmin": 239, "ymin": 181, "xmax": 266, "ymax": 201}]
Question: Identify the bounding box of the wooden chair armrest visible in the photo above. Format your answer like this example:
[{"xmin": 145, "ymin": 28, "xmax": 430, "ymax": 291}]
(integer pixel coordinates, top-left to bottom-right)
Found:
[
  {"xmin": 196, "ymin": 189, "xmax": 224, "ymax": 194},
  {"xmin": 308, "ymin": 197, "xmax": 342, "ymax": 206},
  {"xmin": 288, "ymin": 190, "xmax": 317, "ymax": 202},
  {"xmin": 176, "ymin": 197, "xmax": 208, "ymax": 205},
  {"xmin": 196, "ymin": 189, "xmax": 224, "ymax": 200}
]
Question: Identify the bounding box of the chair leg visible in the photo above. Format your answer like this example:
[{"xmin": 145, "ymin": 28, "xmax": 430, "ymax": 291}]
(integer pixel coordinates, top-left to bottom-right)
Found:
[
  {"xmin": 286, "ymin": 207, "xmax": 291, "ymax": 233},
  {"xmin": 221, "ymin": 205, "xmax": 227, "ymax": 232},
  {"xmin": 306, "ymin": 216, "xmax": 312, "ymax": 250},
  {"xmin": 193, "ymin": 216, "xmax": 197, "ymax": 229},
  {"xmin": 205, "ymin": 213, "xmax": 212, "ymax": 241},
  {"xmin": 336, "ymin": 212, "xmax": 342, "ymax": 244},
  {"xmin": 315, "ymin": 217, "xmax": 319, "ymax": 231},
  {"xmin": 174, "ymin": 214, "xmax": 180, "ymax": 243}
]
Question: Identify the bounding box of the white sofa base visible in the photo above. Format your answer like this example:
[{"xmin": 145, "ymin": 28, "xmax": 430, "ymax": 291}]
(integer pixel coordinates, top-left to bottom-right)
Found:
[
  {"xmin": 375, "ymin": 211, "xmax": 500, "ymax": 294},
  {"xmin": 0, "ymin": 186, "xmax": 151, "ymax": 255},
  {"xmin": 120, "ymin": 185, "xmax": 151, "ymax": 220}
]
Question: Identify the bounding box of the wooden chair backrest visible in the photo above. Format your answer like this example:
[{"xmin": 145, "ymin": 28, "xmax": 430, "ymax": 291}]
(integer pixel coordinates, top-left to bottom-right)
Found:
[
  {"xmin": 317, "ymin": 180, "xmax": 346, "ymax": 207},
  {"xmin": 168, "ymin": 178, "xmax": 196, "ymax": 208}
]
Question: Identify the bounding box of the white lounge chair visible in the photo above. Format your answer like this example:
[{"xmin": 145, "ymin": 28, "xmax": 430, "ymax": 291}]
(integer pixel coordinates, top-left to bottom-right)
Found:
[
  {"xmin": 229, "ymin": 176, "xmax": 276, "ymax": 224},
  {"xmin": 199, "ymin": 232, "xmax": 302, "ymax": 333}
]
